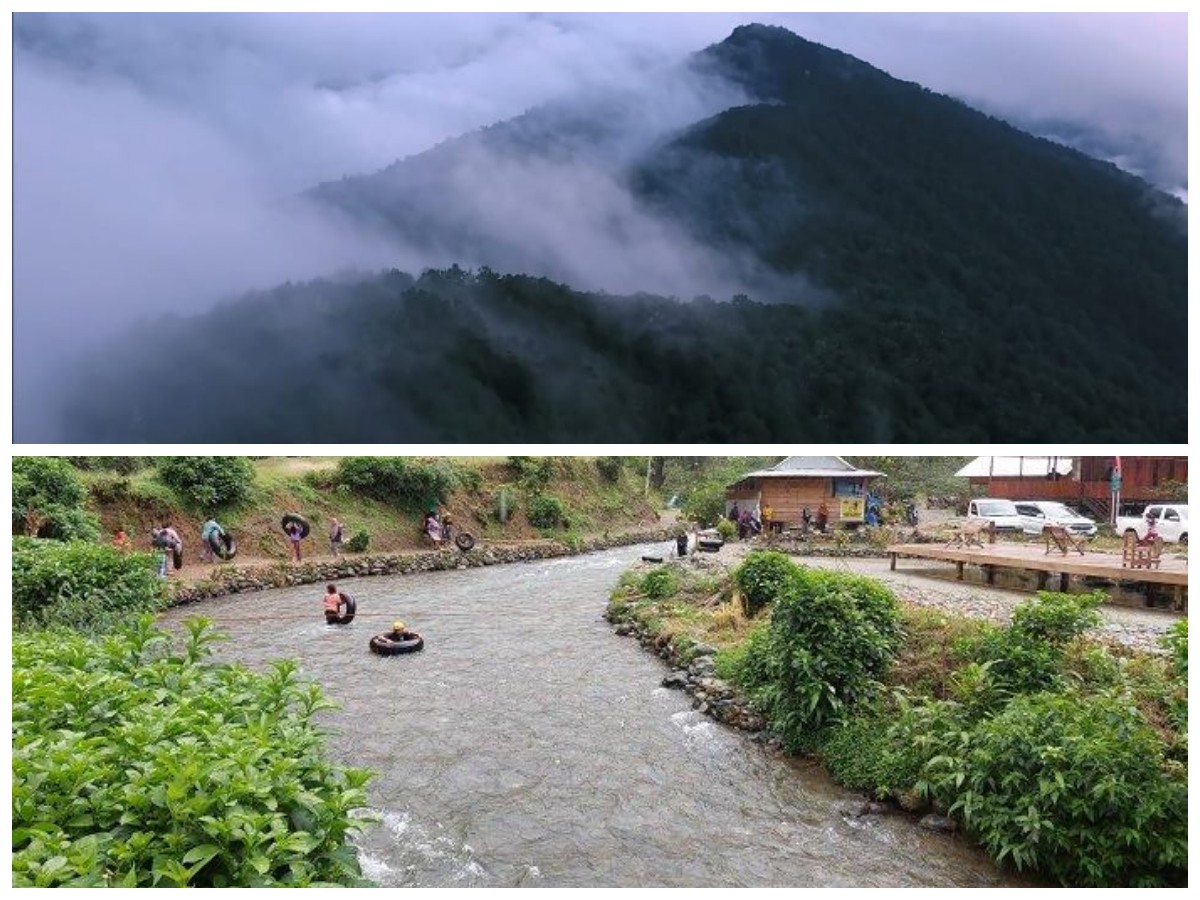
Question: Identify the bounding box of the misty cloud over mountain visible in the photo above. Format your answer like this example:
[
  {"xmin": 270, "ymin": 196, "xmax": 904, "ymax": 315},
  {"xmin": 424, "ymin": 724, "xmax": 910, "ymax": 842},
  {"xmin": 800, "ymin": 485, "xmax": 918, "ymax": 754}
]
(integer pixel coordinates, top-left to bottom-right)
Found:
[{"xmin": 11, "ymin": 13, "xmax": 1187, "ymax": 442}]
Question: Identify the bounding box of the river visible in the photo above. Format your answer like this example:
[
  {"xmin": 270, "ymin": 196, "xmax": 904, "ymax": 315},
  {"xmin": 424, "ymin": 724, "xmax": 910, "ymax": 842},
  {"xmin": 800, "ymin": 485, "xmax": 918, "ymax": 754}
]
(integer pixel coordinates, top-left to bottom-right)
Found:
[{"xmin": 159, "ymin": 545, "xmax": 1028, "ymax": 888}]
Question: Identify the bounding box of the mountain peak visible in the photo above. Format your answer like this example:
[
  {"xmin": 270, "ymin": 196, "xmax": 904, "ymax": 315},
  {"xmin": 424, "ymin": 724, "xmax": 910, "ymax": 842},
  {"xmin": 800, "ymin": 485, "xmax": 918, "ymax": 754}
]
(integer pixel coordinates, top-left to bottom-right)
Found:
[{"xmin": 698, "ymin": 22, "xmax": 888, "ymax": 103}]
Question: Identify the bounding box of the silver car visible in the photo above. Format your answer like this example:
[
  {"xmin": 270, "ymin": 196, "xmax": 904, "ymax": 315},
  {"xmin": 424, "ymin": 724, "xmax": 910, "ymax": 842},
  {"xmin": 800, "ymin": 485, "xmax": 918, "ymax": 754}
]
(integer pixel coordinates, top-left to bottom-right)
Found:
[{"xmin": 1014, "ymin": 501, "xmax": 1098, "ymax": 537}]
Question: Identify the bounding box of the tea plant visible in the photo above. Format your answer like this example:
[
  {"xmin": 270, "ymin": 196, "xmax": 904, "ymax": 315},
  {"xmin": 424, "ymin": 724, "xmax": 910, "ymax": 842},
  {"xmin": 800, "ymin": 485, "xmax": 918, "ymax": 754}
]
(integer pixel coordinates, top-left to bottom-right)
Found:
[
  {"xmin": 922, "ymin": 690, "xmax": 1187, "ymax": 887},
  {"xmin": 12, "ymin": 538, "xmax": 167, "ymax": 634},
  {"xmin": 728, "ymin": 567, "xmax": 902, "ymax": 750},
  {"xmin": 12, "ymin": 617, "xmax": 374, "ymax": 887},
  {"xmin": 157, "ymin": 456, "xmax": 255, "ymax": 509},
  {"xmin": 733, "ymin": 550, "xmax": 797, "ymax": 616}
]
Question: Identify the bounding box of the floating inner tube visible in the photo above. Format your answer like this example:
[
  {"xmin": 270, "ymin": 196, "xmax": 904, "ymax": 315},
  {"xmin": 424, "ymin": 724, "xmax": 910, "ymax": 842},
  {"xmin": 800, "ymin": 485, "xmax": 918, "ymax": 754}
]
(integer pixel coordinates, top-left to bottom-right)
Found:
[
  {"xmin": 454, "ymin": 531, "xmax": 476, "ymax": 552},
  {"xmin": 325, "ymin": 592, "xmax": 356, "ymax": 626},
  {"xmin": 281, "ymin": 513, "xmax": 310, "ymax": 539},
  {"xmin": 208, "ymin": 531, "xmax": 237, "ymax": 561},
  {"xmin": 641, "ymin": 555, "xmax": 664, "ymax": 563},
  {"xmin": 171, "ymin": 542, "xmax": 184, "ymax": 569},
  {"xmin": 369, "ymin": 631, "xmax": 424, "ymax": 656}
]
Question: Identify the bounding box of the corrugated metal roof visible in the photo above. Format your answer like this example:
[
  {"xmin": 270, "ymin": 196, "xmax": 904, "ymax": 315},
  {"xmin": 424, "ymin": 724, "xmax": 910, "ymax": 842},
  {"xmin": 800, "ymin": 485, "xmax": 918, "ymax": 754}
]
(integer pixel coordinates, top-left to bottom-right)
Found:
[
  {"xmin": 956, "ymin": 456, "xmax": 1075, "ymax": 478},
  {"xmin": 730, "ymin": 456, "xmax": 886, "ymax": 483}
]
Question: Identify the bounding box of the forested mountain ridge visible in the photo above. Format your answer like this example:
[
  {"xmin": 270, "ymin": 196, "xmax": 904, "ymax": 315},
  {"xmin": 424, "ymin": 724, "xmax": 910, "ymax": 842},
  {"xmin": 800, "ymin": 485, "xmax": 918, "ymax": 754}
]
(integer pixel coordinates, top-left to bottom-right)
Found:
[{"xmin": 60, "ymin": 24, "xmax": 1186, "ymax": 441}]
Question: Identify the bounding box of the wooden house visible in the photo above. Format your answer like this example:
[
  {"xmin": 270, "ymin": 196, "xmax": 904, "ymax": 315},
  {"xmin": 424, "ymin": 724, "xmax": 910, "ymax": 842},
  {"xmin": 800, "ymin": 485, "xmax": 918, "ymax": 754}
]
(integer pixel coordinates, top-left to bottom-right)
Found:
[
  {"xmin": 726, "ymin": 456, "xmax": 886, "ymax": 528},
  {"xmin": 957, "ymin": 456, "xmax": 1187, "ymax": 520}
]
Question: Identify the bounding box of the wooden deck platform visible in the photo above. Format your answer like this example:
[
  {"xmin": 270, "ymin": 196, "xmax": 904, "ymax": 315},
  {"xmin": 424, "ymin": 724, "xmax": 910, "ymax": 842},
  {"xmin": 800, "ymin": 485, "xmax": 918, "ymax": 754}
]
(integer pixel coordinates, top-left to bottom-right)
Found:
[{"xmin": 887, "ymin": 542, "xmax": 1187, "ymax": 610}]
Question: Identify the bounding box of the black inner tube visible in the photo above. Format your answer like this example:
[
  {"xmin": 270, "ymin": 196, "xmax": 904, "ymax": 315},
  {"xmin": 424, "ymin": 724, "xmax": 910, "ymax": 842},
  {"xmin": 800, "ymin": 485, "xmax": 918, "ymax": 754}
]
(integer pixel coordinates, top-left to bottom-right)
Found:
[
  {"xmin": 369, "ymin": 632, "xmax": 424, "ymax": 655},
  {"xmin": 454, "ymin": 531, "xmax": 476, "ymax": 552},
  {"xmin": 281, "ymin": 514, "xmax": 311, "ymax": 539},
  {"xmin": 208, "ymin": 531, "xmax": 237, "ymax": 561}
]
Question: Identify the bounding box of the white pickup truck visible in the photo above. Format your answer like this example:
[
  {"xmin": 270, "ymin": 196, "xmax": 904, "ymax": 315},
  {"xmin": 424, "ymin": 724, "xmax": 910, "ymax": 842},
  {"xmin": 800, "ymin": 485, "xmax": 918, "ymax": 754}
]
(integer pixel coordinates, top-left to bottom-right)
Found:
[{"xmin": 1116, "ymin": 504, "xmax": 1188, "ymax": 544}]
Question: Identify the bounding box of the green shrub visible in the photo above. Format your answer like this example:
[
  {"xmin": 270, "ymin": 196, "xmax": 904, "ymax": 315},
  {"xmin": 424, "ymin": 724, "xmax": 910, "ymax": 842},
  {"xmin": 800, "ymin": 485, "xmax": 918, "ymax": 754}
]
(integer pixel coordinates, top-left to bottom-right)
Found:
[
  {"xmin": 527, "ymin": 494, "xmax": 566, "ymax": 529},
  {"xmin": 1160, "ymin": 619, "xmax": 1187, "ymax": 678},
  {"xmin": 346, "ymin": 530, "xmax": 370, "ymax": 553},
  {"xmin": 733, "ymin": 551, "xmax": 798, "ymax": 616},
  {"xmin": 681, "ymin": 482, "xmax": 726, "ymax": 527},
  {"xmin": 507, "ymin": 456, "xmax": 554, "ymax": 491},
  {"xmin": 729, "ymin": 568, "xmax": 902, "ymax": 751},
  {"xmin": 595, "ymin": 456, "xmax": 624, "ymax": 483},
  {"xmin": 923, "ymin": 690, "xmax": 1187, "ymax": 886},
  {"xmin": 956, "ymin": 593, "xmax": 1104, "ymax": 704},
  {"xmin": 12, "ymin": 457, "xmax": 100, "ymax": 541},
  {"xmin": 12, "ymin": 618, "xmax": 373, "ymax": 887},
  {"xmin": 67, "ymin": 457, "xmax": 149, "ymax": 475},
  {"xmin": 715, "ymin": 519, "xmax": 736, "ymax": 542},
  {"xmin": 335, "ymin": 457, "xmax": 458, "ymax": 511},
  {"xmin": 157, "ymin": 457, "xmax": 255, "ymax": 509},
  {"xmin": 12, "ymin": 538, "xmax": 167, "ymax": 634},
  {"xmin": 640, "ymin": 567, "xmax": 681, "ymax": 601},
  {"xmin": 820, "ymin": 704, "xmax": 928, "ymax": 800},
  {"xmin": 1010, "ymin": 590, "xmax": 1103, "ymax": 645}
]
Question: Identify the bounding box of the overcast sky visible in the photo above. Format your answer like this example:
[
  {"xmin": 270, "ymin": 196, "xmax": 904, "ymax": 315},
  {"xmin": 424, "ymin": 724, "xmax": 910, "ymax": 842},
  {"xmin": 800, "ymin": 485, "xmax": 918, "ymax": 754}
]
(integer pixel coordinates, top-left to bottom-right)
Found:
[{"xmin": 10, "ymin": 10, "xmax": 1188, "ymax": 439}]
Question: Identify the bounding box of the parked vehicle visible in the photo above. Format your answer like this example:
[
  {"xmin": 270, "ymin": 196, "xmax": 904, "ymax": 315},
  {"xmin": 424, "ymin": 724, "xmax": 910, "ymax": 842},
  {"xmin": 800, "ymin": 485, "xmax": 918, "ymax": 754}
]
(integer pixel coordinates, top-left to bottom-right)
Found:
[
  {"xmin": 1116, "ymin": 504, "xmax": 1188, "ymax": 544},
  {"xmin": 1014, "ymin": 501, "xmax": 1098, "ymax": 538},
  {"xmin": 966, "ymin": 498, "xmax": 1023, "ymax": 533}
]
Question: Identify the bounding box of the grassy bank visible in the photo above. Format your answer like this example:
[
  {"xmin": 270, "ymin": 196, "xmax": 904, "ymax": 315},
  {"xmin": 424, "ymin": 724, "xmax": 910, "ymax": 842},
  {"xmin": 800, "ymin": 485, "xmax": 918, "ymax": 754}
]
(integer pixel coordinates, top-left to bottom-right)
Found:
[
  {"xmin": 608, "ymin": 552, "xmax": 1188, "ymax": 887},
  {"xmin": 66, "ymin": 456, "xmax": 663, "ymax": 577}
]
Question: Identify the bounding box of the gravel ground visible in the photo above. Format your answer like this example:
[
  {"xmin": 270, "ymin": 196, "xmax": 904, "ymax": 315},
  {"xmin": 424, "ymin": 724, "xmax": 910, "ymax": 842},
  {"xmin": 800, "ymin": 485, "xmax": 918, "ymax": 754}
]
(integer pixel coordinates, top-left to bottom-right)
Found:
[{"xmin": 687, "ymin": 538, "xmax": 1185, "ymax": 654}]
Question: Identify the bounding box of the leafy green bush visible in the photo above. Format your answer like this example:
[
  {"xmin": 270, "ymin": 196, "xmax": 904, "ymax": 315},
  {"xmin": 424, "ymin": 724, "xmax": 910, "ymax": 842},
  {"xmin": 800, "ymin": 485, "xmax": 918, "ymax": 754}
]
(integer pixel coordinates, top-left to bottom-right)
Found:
[
  {"xmin": 335, "ymin": 457, "xmax": 458, "ymax": 511},
  {"xmin": 12, "ymin": 618, "xmax": 374, "ymax": 887},
  {"xmin": 639, "ymin": 567, "xmax": 681, "ymax": 601},
  {"xmin": 715, "ymin": 519, "xmax": 736, "ymax": 542},
  {"xmin": 13, "ymin": 456, "xmax": 101, "ymax": 541},
  {"xmin": 595, "ymin": 456, "xmax": 625, "ymax": 483},
  {"xmin": 733, "ymin": 551, "xmax": 797, "ymax": 616},
  {"xmin": 12, "ymin": 538, "xmax": 167, "ymax": 634},
  {"xmin": 923, "ymin": 690, "xmax": 1187, "ymax": 887},
  {"xmin": 1010, "ymin": 590, "xmax": 1103, "ymax": 645},
  {"xmin": 956, "ymin": 593, "xmax": 1104, "ymax": 702},
  {"xmin": 67, "ymin": 457, "xmax": 150, "ymax": 474},
  {"xmin": 527, "ymin": 494, "xmax": 566, "ymax": 529},
  {"xmin": 820, "ymin": 705, "xmax": 928, "ymax": 800},
  {"xmin": 157, "ymin": 457, "xmax": 255, "ymax": 509},
  {"xmin": 1160, "ymin": 619, "xmax": 1187, "ymax": 678},
  {"xmin": 346, "ymin": 530, "xmax": 370, "ymax": 553},
  {"xmin": 729, "ymin": 568, "xmax": 902, "ymax": 751},
  {"xmin": 507, "ymin": 456, "xmax": 554, "ymax": 491},
  {"xmin": 681, "ymin": 482, "xmax": 726, "ymax": 526}
]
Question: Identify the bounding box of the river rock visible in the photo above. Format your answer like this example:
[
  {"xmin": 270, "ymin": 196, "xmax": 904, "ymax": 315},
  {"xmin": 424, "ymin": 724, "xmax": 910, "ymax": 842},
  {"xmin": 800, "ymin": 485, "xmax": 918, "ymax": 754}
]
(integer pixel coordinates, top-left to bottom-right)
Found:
[
  {"xmin": 661, "ymin": 672, "xmax": 689, "ymax": 689},
  {"xmin": 918, "ymin": 814, "xmax": 959, "ymax": 834},
  {"xmin": 615, "ymin": 623, "xmax": 634, "ymax": 636},
  {"xmin": 691, "ymin": 642, "xmax": 719, "ymax": 658}
]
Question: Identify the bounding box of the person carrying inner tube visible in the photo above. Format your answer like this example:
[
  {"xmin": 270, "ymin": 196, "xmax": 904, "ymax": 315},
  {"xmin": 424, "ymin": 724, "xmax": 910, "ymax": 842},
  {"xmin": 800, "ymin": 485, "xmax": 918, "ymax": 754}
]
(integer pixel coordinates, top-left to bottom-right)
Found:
[
  {"xmin": 285, "ymin": 520, "xmax": 304, "ymax": 561},
  {"xmin": 200, "ymin": 518, "xmax": 224, "ymax": 563},
  {"xmin": 323, "ymin": 583, "xmax": 343, "ymax": 624}
]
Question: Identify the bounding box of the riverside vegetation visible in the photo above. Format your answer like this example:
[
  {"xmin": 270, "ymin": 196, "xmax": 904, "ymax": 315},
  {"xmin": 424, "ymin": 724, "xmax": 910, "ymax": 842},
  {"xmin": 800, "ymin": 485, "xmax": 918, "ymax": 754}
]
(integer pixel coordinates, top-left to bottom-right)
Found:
[
  {"xmin": 608, "ymin": 551, "xmax": 1187, "ymax": 887},
  {"xmin": 10, "ymin": 454, "xmax": 662, "ymax": 887}
]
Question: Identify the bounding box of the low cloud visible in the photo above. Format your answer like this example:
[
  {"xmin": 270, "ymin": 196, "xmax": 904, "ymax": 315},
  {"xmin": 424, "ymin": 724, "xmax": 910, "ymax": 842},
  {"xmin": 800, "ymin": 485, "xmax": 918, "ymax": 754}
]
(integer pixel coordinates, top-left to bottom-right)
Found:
[{"xmin": 12, "ymin": 12, "xmax": 1185, "ymax": 439}]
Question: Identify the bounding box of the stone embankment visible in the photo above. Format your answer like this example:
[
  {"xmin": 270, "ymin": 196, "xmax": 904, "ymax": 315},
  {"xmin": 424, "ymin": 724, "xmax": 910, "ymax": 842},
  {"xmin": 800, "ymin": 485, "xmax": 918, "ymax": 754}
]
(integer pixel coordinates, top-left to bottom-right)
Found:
[
  {"xmin": 171, "ymin": 528, "xmax": 672, "ymax": 605},
  {"xmin": 604, "ymin": 611, "xmax": 769, "ymax": 740}
]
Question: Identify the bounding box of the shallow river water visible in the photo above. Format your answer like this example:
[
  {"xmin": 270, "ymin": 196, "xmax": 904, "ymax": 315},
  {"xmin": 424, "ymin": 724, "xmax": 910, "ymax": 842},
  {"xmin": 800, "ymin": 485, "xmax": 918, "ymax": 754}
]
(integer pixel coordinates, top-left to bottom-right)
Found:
[{"xmin": 160, "ymin": 545, "xmax": 1028, "ymax": 888}]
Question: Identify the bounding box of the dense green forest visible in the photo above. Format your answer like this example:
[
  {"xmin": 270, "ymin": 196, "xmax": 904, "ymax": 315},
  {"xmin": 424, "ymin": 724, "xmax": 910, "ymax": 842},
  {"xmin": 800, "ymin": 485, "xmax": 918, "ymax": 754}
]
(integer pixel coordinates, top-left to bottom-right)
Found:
[{"xmin": 60, "ymin": 25, "xmax": 1185, "ymax": 441}]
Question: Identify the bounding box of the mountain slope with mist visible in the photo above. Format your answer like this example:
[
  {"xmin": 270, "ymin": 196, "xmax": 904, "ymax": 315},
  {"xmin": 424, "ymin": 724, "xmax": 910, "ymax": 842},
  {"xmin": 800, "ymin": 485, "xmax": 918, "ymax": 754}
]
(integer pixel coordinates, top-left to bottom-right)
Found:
[{"xmin": 58, "ymin": 24, "xmax": 1186, "ymax": 441}]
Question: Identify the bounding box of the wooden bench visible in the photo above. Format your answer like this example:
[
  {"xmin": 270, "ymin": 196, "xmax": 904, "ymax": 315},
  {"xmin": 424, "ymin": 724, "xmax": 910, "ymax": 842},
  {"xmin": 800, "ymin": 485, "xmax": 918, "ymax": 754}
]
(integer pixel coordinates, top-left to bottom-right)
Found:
[
  {"xmin": 945, "ymin": 520, "xmax": 994, "ymax": 549},
  {"xmin": 1043, "ymin": 525, "xmax": 1086, "ymax": 556},
  {"xmin": 1121, "ymin": 531, "xmax": 1164, "ymax": 569}
]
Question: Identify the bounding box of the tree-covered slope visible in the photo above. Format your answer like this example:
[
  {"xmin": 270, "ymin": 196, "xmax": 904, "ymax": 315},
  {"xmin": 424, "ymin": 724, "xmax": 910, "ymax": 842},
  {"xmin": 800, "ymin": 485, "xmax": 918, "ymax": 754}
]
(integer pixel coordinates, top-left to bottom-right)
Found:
[{"xmin": 58, "ymin": 24, "xmax": 1186, "ymax": 441}]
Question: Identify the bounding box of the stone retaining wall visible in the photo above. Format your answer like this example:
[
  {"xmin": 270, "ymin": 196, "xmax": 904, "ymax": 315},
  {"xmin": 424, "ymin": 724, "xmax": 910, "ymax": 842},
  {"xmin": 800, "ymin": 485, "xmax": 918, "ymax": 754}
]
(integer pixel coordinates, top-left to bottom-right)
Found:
[
  {"xmin": 603, "ymin": 610, "xmax": 771, "ymax": 740},
  {"xmin": 171, "ymin": 528, "xmax": 672, "ymax": 606}
]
